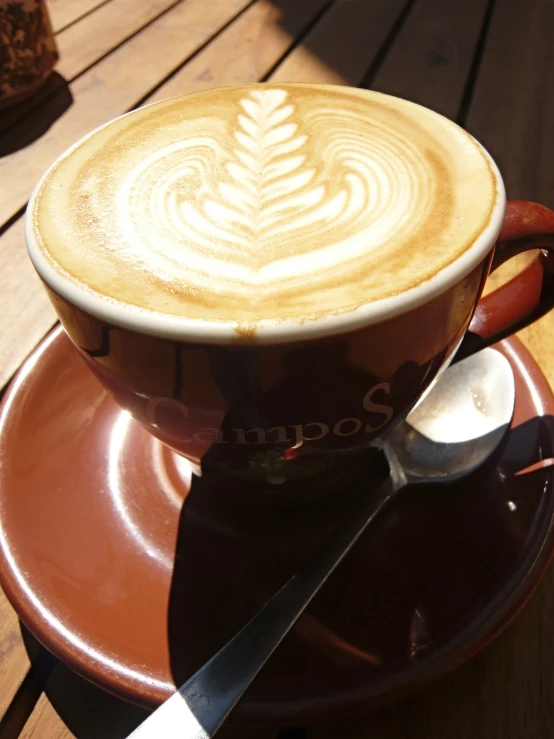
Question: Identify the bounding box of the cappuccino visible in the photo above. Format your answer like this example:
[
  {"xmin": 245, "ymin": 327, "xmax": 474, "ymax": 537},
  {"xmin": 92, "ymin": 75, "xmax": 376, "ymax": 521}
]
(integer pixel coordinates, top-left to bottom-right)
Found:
[{"xmin": 30, "ymin": 84, "xmax": 498, "ymax": 330}]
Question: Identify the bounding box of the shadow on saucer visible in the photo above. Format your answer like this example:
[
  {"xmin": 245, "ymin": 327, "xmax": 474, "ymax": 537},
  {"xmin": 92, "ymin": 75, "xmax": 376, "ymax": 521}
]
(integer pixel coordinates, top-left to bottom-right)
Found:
[
  {"xmin": 165, "ymin": 412, "xmax": 554, "ymax": 723},
  {"xmin": 15, "ymin": 413, "xmax": 554, "ymax": 734}
]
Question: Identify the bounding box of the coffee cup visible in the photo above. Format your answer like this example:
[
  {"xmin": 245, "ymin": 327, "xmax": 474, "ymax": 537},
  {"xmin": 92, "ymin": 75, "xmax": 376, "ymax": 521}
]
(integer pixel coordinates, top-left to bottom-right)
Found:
[{"xmin": 25, "ymin": 84, "xmax": 554, "ymax": 491}]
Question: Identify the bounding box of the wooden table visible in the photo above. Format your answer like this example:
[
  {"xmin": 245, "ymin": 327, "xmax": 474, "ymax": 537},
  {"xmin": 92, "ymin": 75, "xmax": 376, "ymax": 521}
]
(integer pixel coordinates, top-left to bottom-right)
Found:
[{"xmin": 1, "ymin": 0, "xmax": 554, "ymax": 736}]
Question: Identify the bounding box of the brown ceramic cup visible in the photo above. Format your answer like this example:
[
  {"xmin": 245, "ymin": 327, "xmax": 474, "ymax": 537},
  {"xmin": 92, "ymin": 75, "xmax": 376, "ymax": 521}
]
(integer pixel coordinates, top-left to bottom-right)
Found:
[{"xmin": 25, "ymin": 114, "xmax": 554, "ymax": 493}]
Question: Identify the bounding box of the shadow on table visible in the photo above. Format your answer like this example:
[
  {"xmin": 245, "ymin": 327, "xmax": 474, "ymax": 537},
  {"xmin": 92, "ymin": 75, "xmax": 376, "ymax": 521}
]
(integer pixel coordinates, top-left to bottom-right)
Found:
[
  {"xmin": 0, "ymin": 73, "xmax": 73, "ymax": 157},
  {"xmin": 21, "ymin": 628, "xmax": 297, "ymax": 739},
  {"xmin": 20, "ymin": 630, "xmax": 148, "ymax": 738},
  {"xmin": 0, "ymin": 0, "xmax": 411, "ymax": 156},
  {"xmin": 17, "ymin": 635, "xmax": 308, "ymax": 739}
]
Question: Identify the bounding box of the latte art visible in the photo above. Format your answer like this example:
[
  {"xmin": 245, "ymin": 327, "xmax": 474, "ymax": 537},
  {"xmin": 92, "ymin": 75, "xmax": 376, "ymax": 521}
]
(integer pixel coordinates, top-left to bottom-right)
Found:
[
  {"xmin": 119, "ymin": 88, "xmax": 433, "ymax": 285},
  {"xmin": 32, "ymin": 84, "xmax": 498, "ymax": 330}
]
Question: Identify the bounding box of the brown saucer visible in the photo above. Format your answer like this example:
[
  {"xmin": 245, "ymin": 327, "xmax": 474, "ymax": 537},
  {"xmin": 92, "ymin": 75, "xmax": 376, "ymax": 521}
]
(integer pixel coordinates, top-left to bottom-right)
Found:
[{"xmin": 1, "ymin": 327, "xmax": 554, "ymax": 726}]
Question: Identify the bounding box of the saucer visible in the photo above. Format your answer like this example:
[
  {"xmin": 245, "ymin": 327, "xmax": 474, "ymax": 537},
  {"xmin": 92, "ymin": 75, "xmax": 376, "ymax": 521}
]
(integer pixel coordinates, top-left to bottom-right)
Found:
[{"xmin": 1, "ymin": 327, "xmax": 554, "ymax": 726}]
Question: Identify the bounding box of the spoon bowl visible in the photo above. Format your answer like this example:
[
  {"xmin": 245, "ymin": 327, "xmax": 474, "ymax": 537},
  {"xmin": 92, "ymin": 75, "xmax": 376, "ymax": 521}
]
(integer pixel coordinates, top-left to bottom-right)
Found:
[{"xmin": 387, "ymin": 347, "xmax": 515, "ymax": 484}]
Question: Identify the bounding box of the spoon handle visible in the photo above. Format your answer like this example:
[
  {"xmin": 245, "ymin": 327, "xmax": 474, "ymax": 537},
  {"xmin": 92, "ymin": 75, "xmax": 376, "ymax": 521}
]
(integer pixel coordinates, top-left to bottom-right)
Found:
[{"xmin": 128, "ymin": 474, "xmax": 399, "ymax": 739}]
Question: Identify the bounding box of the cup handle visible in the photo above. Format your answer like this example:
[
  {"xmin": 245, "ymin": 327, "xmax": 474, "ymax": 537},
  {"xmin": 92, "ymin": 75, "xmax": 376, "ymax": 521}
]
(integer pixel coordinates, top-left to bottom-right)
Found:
[{"xmin": 456, "ymin": 200, "xmax": 554, "ymax": 360}]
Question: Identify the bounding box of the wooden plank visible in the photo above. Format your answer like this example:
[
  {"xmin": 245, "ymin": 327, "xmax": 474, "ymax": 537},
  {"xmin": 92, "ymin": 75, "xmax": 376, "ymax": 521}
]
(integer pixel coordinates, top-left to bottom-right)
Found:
[
  {"xmin": 19, "ymin": 659, "xmax": 280, "ymax": 738},
  {"xmin": 465, "ymin": 0, "xmax": 554, "ymax": 385},
  {"xmin": 11, "ymin": 0, "xmax": 325, "ymax": 139},
  {"xmin": 148, "ymin": 0, "xmax": 332, "ymax": 103},
  {"xmin": 466, "ymin": 0, "xmax": 554, "ymax": 204},
  {"xmin": 0, "ymin": 649, "xmax": 56, "ymax": 739},
  {"xmin": 0, "ymin": 0, "xmax": 253, "ymax": 228},
  {"xmin": 269, "ymin": 0, "xmax": 408, "ymax": 86},
  {"xmin": 1, "ymin": 0, "xmax": 182, "ymax": 137},
  {"xmin": 0, "ymin": 589, "xmax": 31, "ymax": 719},
  {"xmin": 19, "ymin": 694, "xmax": 75, "ymax": 738},
  {"xmin": 55, "ymin": 0, "xmax": 182, "ymax": 81},
  {"xmin": 0, "ymin": 221, "xmax": 55, "ymax": 391},
  {"xmin": 369, "ymin": 0, "xmax": 490, "ymax": 119},
  {"xmin": 47, "ymin": 0, "xmax": 110, "ymax": 34}
]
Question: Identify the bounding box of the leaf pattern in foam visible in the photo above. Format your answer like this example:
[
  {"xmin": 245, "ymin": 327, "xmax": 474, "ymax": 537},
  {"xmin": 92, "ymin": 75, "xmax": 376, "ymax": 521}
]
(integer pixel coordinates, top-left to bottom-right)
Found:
[
  {"xmin": 164, "ymin": 89, "xmax": 370, "ymax": 269},
  {"xmin": 220, "ymin": 89, "xmax": 333, "ymax": 246}
]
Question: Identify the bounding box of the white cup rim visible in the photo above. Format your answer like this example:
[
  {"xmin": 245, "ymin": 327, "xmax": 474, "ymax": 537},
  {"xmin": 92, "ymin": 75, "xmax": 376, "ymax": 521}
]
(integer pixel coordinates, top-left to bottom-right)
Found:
[{"xmin": 25, "ymin": 87, "xmax": 507, "ymax": 345}]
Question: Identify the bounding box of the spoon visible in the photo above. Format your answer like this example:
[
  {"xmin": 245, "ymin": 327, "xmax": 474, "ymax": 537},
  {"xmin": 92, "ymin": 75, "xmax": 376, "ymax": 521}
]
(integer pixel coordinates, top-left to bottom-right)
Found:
[{"xmin": 129, "ymin": 347, "xmax": 515, "ymax": 739}]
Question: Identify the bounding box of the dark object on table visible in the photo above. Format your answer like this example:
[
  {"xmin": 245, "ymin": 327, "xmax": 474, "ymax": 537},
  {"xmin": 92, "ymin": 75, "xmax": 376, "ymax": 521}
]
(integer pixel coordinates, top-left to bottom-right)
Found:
[{"xmin": 0, "ymin": 0, "xmax": 58, "ymax": 109}]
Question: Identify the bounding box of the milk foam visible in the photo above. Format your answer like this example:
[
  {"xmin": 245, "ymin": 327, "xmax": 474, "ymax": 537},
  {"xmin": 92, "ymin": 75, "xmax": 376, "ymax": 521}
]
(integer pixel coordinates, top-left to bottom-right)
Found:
[{"xmin": 32, "ymin": 84, "xmax": 498, "ymax": 326}]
